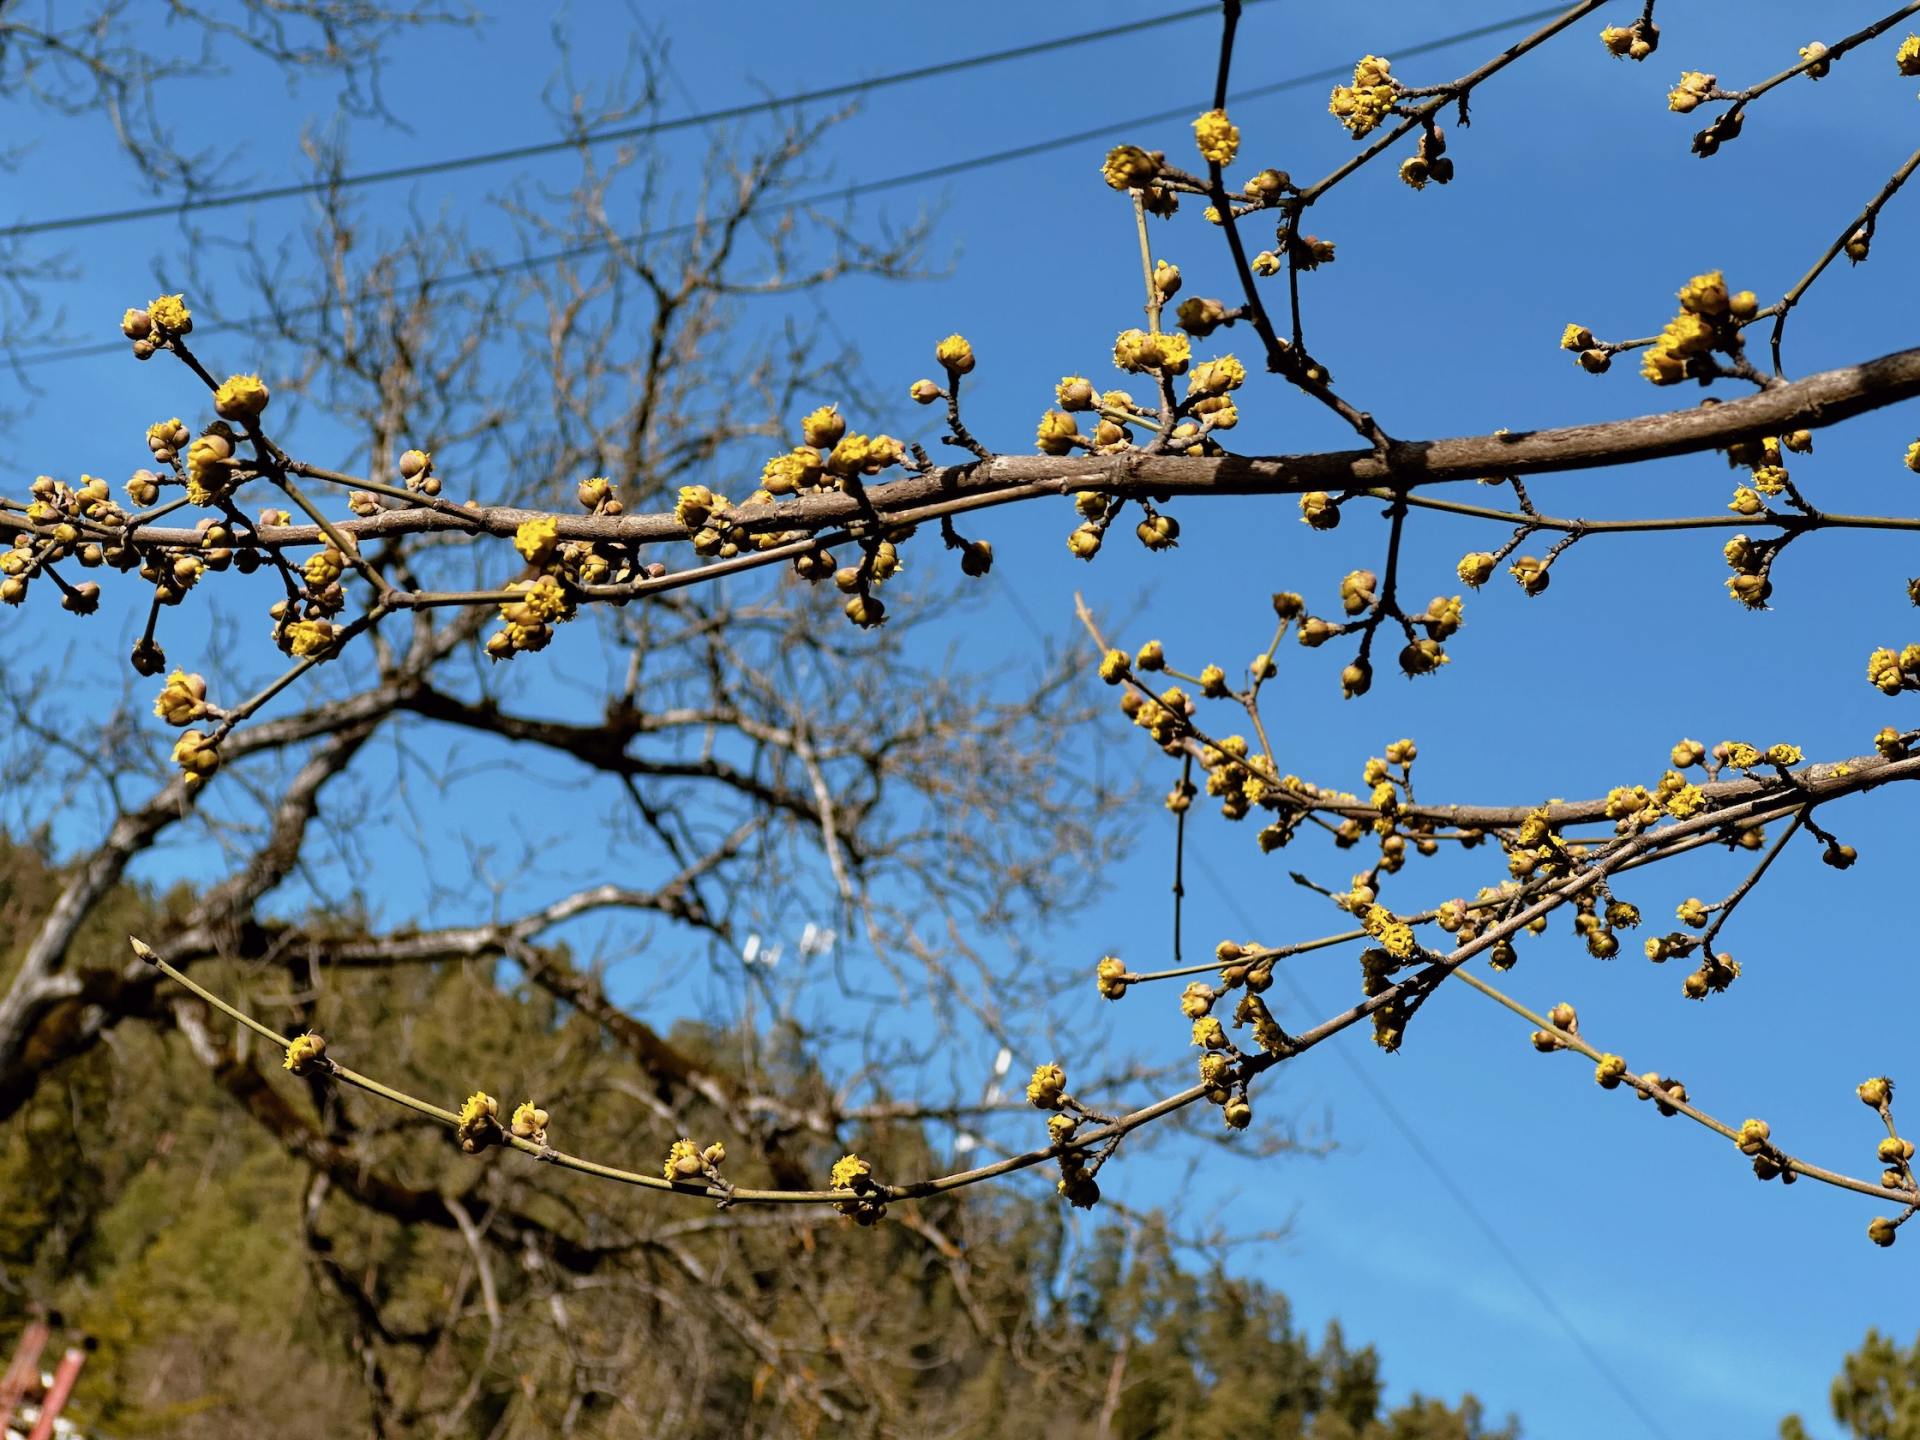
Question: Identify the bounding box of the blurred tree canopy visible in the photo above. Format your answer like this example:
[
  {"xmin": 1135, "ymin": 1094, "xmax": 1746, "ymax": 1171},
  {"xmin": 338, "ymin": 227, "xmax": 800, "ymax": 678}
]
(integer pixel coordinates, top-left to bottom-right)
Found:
[
  {"xmin": 1784, "ymin": 1330, "xmax": 1920, "ymax": 1440},
  {"xmin": 0, "ymin": 835, "xmax": 1517, "ymax": 1438}
]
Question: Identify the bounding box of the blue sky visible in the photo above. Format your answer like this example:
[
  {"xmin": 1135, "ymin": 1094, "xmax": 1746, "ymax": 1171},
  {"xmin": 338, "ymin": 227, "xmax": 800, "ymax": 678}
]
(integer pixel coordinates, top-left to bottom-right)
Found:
[{"xmin": 5, "ymin": 2, "xmax": 1920, "ymax": 1436}]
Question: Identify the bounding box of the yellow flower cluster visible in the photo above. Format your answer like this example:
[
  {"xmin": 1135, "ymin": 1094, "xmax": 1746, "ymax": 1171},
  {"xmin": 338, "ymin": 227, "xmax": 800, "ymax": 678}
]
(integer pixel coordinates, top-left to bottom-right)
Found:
[
  {"xmin": 747, "ymin": 386, "xmax": 922, "ymax": 623},
  {"xmin": 1055, "ymin": 1153, "xmax": 1101, "ymax": 1209},
  {"xmin": 1329, "ymin": 55, "xmax": 1396, "ymax": 138},
  {"xmin": 1503, "ymin": 809, "xmax": 1574, "ymax": 883},
  {"xmin": 664, "ymin": 1137, "xmax": 726, "ymax": 1180},
  {"xmin": 1358, "ymin": 947, "xmax": 1410, "ymax": 1052},
  {"xmin": 1113, "ymin": 327, "xmax": 1192, "ymax": 375},
  {"xmin": 1180, "ymin": 981, "xmax": 1217, "ymax": 1019},
  {"xmin": 1636, "ymin": 1073, "xmax": 1687, "ymax": 1116},
  {"xmin": 1600, "ymin": 20, "xmax": 1658, "ymax": 61},
  {"xmin": 3, "ymin": 469, "xmax": 122, "ymax": 568},
  {"xmin": 1026, "ymin": 1063, "xmax": 1068, "ymax": 1110},
  {"xmin": 282, "ymin": 1032, "xmax": 327, "ymax": 1075},
  {"xmin": 302, "ymin": 546, "xmax": 345, "ymax": 587},
  {"xmin": 510, "ymin": 1102, "xmax": 550, "ymax": 1142},
  {"xmin": 1362, "ymin": 904, "xmax": 1415, "ymax": 959},
  {"xmin": 1398, "ymin": 124, "xmax": 1453, "ymax": 190},
  {"xmin": 1559, "ymin": 322, "xmax": 1612, "ymax": 374},
  {"xmin": 829, "ymin": 1153, "xmax": 886, "ymax": 1223},
  {"xmin": 1639, "ymin": 270, "xmax": 1758, "ymax": 386},
  {"xmin": 488, "ymin": 575, "xmax": 575, "ymax": 660},
  {"xmin": 185, "ymin": 430, "xmax": 237, "ymax": 507},
  {"xmin": 1567, "ymin": 888, "xmax": 1636, "ymax": 959},
  {"xmin": 1101, "ymin": 145, "xmax": 1162, "ymax": 190},
  {"xmin": 1234, "ymin": 991, "xmax": 1288, "ymax": 1059},
  {"xmin": 398, "ymin": 448, "xmax": 441, "ymax": 496},
  {"xmin": 1667, "ymin": 71, "xmax": 1716, "ymax": 113},
  {"xmin": 1721, "ymin": 532, "xmax": 1771, "ymax": 610},
  {"xmin": 1604, "ymin": 785, "xmax": 1651, "ymax": 821},
  {"xmin": 515, "ymin": 515, "xmax": 560, "ymax": 566},
  {"xmin": 487, "ymin": 473, "xmax": 668, "ymax": 657},
  {"xmin": 1188, "ymin": 354, "xmax": 1246, "ymax": 397},
  {"xmin": 1868, "ymin": 645, "xmax": 1920, "ymax": 695},
  {"xmin": 1192, "ymin": 108, "xmax": 1240, "ymax": 166},
  {"xmin": 456, "ymin": 1092, "xmax": 501, "ymax": 1153},
  {"xmin": 144, "ymin": 416, "xmax": 190, "ymax": 469},
  {"xmin": 284, "ymin": 618, "xmax": 337, "ymax": 659},
  {"xmin": 1679, "ymin": 949, "xmax": 1742, "ymax": 1001},
  {"xmin": 1298, "ymin": 491, "xmax": 1339, "ymax": 530},
  {"xmin": 171, "ymin": 730, "xmax": 220, "ymax": 788}
]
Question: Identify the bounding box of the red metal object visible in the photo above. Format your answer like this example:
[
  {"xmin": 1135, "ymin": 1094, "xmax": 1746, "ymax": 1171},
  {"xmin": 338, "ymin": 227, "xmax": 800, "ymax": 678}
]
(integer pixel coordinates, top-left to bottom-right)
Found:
[
  {"xmin": 24, "ymin": 1346, "xmax": 85, "ymax": 1440},
  {"xmin": 0, "ymin": 1321, "xmax": 51, "ymax": 1433}
]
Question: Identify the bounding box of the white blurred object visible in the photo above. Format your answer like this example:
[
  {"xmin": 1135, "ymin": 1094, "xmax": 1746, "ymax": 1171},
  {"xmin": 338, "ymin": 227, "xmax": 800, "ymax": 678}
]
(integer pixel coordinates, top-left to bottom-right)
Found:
[{"xmin": 982, "ymin": 1046, "xmax": 1013, "ymax": 1106}]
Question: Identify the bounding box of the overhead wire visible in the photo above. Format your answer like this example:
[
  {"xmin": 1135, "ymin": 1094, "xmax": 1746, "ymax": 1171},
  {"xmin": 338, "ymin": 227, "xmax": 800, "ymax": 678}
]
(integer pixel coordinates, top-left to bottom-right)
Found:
[
  {"xmin": 0, "ymin": 1, "xmax": 1271, "ymax": 242},
  {"xmin": 6, "ymin": 7, "xmax": 1564, "ymax": 370}
]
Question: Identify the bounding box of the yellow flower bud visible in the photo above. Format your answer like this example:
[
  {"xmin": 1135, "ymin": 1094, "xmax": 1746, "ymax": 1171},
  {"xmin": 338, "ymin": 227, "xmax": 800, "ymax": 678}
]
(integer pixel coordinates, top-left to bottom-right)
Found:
[
  {"xmin": 1456, "ymin": 552, "xmax": 1496, "ymax": 587},
  {"xmin": 664, "ymin": 1138, "xmax": 706, "ymax": 1180},
  {"xmin": 212, "ymin": 373, "xmax": 271, "ymax": 423},
  {"xmin": 1036, "ymin": 409, "xmax": 1081, "ymax": 456},
  {"xmin": 146, "ymin": 293, "xmax": 192, "ymax": 334},
  {"xmin": 801, "ymin": 404, "xmax": 846, "ymax": 449},
  {"xmin": 153, "ymin": 669, "xmax": 209, "ymax": 726},
  {"xmin": 282, "ymin": 1032, "xmax": 328, "ymax": 1074},
  {"xmin": 830, "ymin": 1153, "xmax": 872, "ymax": 1190},
  {"xmin": 1026, "ymin": 1063, "xmax": 1068, "ymax": 1110},
  {"xmin": 935, "ymin": 333, "xmax": 976, "ymax": 375},
  {"xmin": 171, "ymin": 729, "xmax": 221, "ymax": 787},
  {"xmin": 1667, "ymin": 72, "xmax": 1715, "ymax": 114}
]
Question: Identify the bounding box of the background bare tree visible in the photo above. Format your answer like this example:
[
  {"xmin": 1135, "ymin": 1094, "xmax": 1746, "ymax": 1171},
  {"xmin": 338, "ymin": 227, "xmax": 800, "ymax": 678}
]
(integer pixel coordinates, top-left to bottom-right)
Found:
[{"xmin": 6, "ymin": 0, "xmax": 1920, "ymax": 1434}]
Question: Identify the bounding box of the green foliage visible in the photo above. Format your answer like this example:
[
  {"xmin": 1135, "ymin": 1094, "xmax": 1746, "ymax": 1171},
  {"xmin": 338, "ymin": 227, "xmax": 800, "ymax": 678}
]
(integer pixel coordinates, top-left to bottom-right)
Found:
[
  {"xmin": 0, "ymin": 836, "xmax": 1517, "ymax": 1438},
  {"xmin": 1784, "ymin": 1329, "xmax": 1920, "ymax": 1440}
]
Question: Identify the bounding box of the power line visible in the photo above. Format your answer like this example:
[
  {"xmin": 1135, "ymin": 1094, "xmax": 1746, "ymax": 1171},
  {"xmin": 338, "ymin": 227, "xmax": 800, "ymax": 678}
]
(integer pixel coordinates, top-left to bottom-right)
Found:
[
  {"xmin": 0, "ymin": 1, "xmax": 1265, "ymax": 242},
  {"xmin": 6, "ymin": 6, "xmax": 1563, "ymax": 372},
  {"xmin": 1195, "ymin": 866, "xmax": 1675, "ymax": 1440}
]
